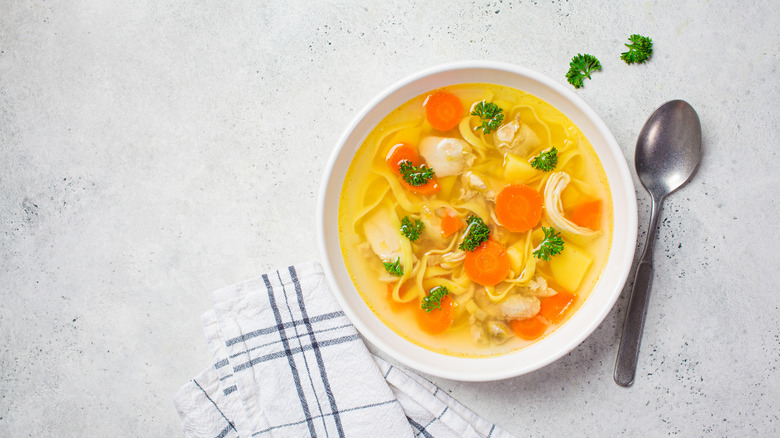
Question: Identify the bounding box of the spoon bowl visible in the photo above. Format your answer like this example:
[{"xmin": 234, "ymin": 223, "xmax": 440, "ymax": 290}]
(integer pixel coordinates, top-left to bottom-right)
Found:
[
  {"xmin": 635, "ymin": 100, "xmax": 702, "ymax": 197},
  {"xmin": 614, "ymin": 100, "xmax": 702, "ymax": 387}
]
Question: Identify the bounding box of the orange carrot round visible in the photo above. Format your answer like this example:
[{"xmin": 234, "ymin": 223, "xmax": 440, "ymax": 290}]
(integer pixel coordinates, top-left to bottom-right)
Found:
[
  {"xmin": 495, "ymin": 184, "xmax": 543, "ymax": 232},
  {"xmin": 425, "ymin": 92, "xmax": 463, "ymax": 131},
  {"xmin": 464, "ymin": 240, "xmax": 511, "ymax": 286},
  {"xmin": 440, "ymin": 212, "xmax": 463, "ymax": 238},
  {"xmin": 539, "ymin": 290, "xmax": 576, "ymax": 324},
  {"xmin": 570, "ymin": 199, "xmax": 602, "ymax": 230},
  {"xmin": 415, "ymin": 294, "xmax": 454, "ymax": 334},
  {"xmin": 386, "ymin": 143, "xmax": 419, "ymax": 174},
  {"xmin": 510, "ymin": 316, "xmax": 548, "ymax": 340},
  {"xmin": 385, "ymin": 143, "xmax": 440, "ymax": 195}
]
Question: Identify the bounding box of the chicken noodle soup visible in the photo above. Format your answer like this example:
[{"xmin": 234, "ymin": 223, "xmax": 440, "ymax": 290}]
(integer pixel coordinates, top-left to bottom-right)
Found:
[{"xmin": 338, "ymin": 83, "xmax": 612, "ymax": 357}]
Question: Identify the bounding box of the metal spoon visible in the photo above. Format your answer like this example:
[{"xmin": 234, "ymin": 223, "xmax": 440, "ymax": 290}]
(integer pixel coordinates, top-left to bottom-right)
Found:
[{"xmin": 614, "ymin": 100, "xmax": 702, "ymax": 387}]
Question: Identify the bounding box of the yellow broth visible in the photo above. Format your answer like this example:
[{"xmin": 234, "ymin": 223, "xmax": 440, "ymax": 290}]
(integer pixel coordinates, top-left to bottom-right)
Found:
[{"xmin": 338, "ymin": 83, "xmax": 612, "ymax": 357}]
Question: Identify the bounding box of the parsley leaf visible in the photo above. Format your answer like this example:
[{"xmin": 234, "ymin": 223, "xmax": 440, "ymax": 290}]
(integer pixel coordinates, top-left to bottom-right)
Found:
[
  {"xmin": 620, "ymin": 34, "xmax": 653, "ymax": 64},
  {"xmin": 382, "ymin": 257, "xmax": 404, "ymax": 276},
  {"xmin": 530, "ymin": 147, "xmax": 558, "ymax": 172},
  {"xmin": 566, "ymin": 53, "xmax": 602, "ymax": 89},
  {"xmin": 399, "ymin": 160, "xmax": 435, "ymax": 186},
  {"xmin": 533, "ymin": 227, "xmax": 565, "ymax": 261},
  {"xmin": 421, "ymin": 285, "xmax": 449, "ymax": 312},
  {"xmin": 471, "ymin": 101, "xmax": 504, "ymax": 134},
  {"xmin": 400, "ymin": 216, "xmax": 424, "ymax": 242},
  {"xmin": 458, "ymin": 215, "xmax": 490, "ymax": 252}
]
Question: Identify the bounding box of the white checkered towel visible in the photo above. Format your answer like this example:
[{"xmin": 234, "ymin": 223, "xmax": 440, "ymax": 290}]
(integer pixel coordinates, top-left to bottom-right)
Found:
[{"xmin": 174, "ymin": 261, "xmax": 515, "ymax": 438}]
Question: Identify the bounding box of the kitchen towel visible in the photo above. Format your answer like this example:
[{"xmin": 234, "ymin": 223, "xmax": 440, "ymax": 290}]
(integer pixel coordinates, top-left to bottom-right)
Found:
[{"xmin": 174, "ymin": 261, "xmax": 515, "ymax": 438}]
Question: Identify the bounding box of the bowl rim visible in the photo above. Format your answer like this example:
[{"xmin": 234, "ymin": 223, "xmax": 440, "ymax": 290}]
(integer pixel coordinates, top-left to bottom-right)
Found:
[{"xmin": 317, "ymin": 60, "xmax": 637, "ymax": 381}]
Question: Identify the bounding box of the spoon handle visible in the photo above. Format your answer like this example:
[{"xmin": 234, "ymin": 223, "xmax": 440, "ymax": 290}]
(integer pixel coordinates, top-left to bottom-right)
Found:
[{"xmin": 614, "ymin": 195, "xmax": 663, "ymax": 387}]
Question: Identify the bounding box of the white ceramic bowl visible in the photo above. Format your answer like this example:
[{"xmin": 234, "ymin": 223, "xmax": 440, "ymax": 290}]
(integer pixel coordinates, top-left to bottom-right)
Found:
[{"xmin": 317, "ymin": 61, "xmax": 637, "ymax": 381}]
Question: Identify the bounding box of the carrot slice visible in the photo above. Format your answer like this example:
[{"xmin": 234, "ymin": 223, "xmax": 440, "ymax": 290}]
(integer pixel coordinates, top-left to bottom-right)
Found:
[
  {"xmin": 495, "ymin": 184, "xmax": 543, "ymax": 232},
  {"xmin": 415, "ymin": 294, "xmax": 454, "ymax": 334},
  {"xmin": 386, "ymin": 143, "xmax": 418, "ymax": 174},
  {"xmin": 425, "ymin": 92, "xmax": 463, "ymax": 131},
  {"xmin": 385, "ymin": 143, "xmax": 441, "ymax": 195},
  {"xmin": 570, "ymin": 199, "xmax": 602, "ymax": 230},
  {"xmin": 440, "ymin": 212, "xmax": 463, "ymax": 238},
  {"xmin": 464, "ymin": 240, "xmax": 511, "ymax": 286},
  {"xmin": 539, "ymin": 290, "xmax": 576, "ymax": 323},
  {"xmin": 510, "ymin": 316, "xmax": 548, "ymax": 340}
]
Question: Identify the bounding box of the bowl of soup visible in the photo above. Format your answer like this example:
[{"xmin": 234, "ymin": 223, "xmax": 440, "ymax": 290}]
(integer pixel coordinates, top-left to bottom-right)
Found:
[{"xmin": 317, "ymin": 61, "xmax": 637, "ymax": 381}]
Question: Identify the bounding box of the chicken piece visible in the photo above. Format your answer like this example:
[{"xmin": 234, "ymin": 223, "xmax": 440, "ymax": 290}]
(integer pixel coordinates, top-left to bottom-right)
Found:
[
  {"xmin": 486, "ymin": 320, "xmax": 511, "ymax": 344},
  {"xmin": 418, "ymin": 136, "xmax": 471, "ymax": 178},
  {"xmin": 495, "ymin": 116, "xmax": 542, "ymax": 157},
  {"xmin": 362, "ymin": 209, "xmax": 402, "ymax": 262},
  {"xmin": 528, "ymin": 276, "xmax": 557, "ymax": 297},
  {"xmin": 470, "ymin": 323, "xmax": 489, "ymax": 346},
  {"xmin": 543, "ymin": 172, "xmax": 599, "ymax": 237},
  {"xmin": 459, "ymin": 171, "xmax": 495, "ymax": 202},
  {"xmin": 418, "ymin": 205, "xmax": 443, "ymax": 243},
  {"xmin": 500, "ymin": 294, "xmax": 541, "ymax": 320},
  {"xmin": 465, "ymin": 171, "xmax": 487, "ymax": 190},
  {"xmin": 495, "ymin": 120, "xmax": 519, "ymax": 144}
]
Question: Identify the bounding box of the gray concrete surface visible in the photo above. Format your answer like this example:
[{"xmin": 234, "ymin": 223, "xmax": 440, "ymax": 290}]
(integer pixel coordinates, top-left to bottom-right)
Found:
[{"xmin": 1, "ymin": 0, "xmax": 778, "ymax": 436}]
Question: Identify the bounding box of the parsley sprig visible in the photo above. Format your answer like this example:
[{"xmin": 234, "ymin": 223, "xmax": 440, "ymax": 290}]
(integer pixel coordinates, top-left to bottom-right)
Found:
[
  {"xmin": 399, "ymin": 161, "xmax": 435, "ymax": 186},
  {"xmin": 382, "ymin": 257, "xmax": 403, "ymax": 276},
  {"xmin": 533, "ymin": 227, "xmax": 565, "ymax": 261},
  {"xmin": 421, "ymin": 286, "xmax": 449, "ymax": 312},
  {"xmin": 530, "ymin": 147, "xmax": 558, "ymax": 172},
  {"xmin": 565, "ymin": 54, "xmax": 602, "ymax": 89},
  {"xmin": 458, "ymin": 215, "xmax": 490, "ymax": 252},
  {"xmin": 400, "ymin": 216, "xmax": 424, "ymax": 242},
  {"xmin": 471, "ymin": 101, "xmax": 504, "ymax": 134},
  {"xmin": 620, "ymin": 34, "xmax": 653, "ymax": 64}
]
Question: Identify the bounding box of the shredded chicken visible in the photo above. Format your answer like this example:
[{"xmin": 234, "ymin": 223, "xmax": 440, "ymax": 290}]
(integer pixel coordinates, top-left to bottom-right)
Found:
[
  {"xmin": 495, "ymin": 120, "xmax": 519, "ymax": 144},
  {"xmin": 459, "ymin": 171, "xmax": 495, "ymax": 202},
  {"xmin": 543, "ymin": 172, "xmax": 600, "ymax": 237},
  {"xmin": 528, "ymin": 276, "xmax": 557, "ymax": 297},
  {"xmin": 494, "ymin": 115, "xmax": 542, "ymax": 157}
]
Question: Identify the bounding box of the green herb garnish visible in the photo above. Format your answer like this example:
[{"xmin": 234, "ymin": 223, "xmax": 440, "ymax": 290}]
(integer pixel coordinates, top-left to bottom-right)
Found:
[
  {"xmin": 458, "ymin": 215, "xmax": 490, "ymax": 252},
  {"xmin": 470, "ymin": 101, "xmax": 504, "ymax": 134},
  {"xmin": 399, "ymin": 160, "xmax": 435, "ymax": 186},
  {"xmin": 421, "ymin": 285, "xmax": 450, "ymax": 312},
  {"xmin": 400, "ymin": 216, "xmax": 424, "ymax": 242},
  {"xmin": 383, "ymin": 257, "xmax": 403, "ymax": 276},
  {"xmin": 530, "ymin": 147, "xmax": 559, "ymax": 172},
  {"xmin": 566, "ymin": 54, "xmax": 602, "ymax": 89},
  {"xmin": 533, "ymin": 227, "xmax": 565, "ymax": 261},
  {"xmin": 620, "ymin": 34, "xmax": 653, "ymax": 64}
]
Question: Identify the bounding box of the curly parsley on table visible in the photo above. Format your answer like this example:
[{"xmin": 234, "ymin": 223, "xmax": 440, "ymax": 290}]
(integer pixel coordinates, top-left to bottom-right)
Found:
[
  {"xmin": 621, "ymin": 34, "xmax": 653, "ymax": 64},
  {"xmin": 566, "ymin": 54, "xmax": 602, "ymax": 89}
]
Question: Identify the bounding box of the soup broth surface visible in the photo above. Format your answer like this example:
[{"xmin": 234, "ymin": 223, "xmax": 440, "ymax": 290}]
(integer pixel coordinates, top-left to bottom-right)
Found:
[{"xmin": 339, "ymin": 83, "xmax": 612, "ymax": 357}]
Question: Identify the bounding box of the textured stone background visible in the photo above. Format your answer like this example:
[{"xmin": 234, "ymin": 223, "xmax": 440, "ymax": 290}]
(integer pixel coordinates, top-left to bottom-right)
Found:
[{"xmin": 1, "ymin": 0, "xmax": 778, "ymax": 436}]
